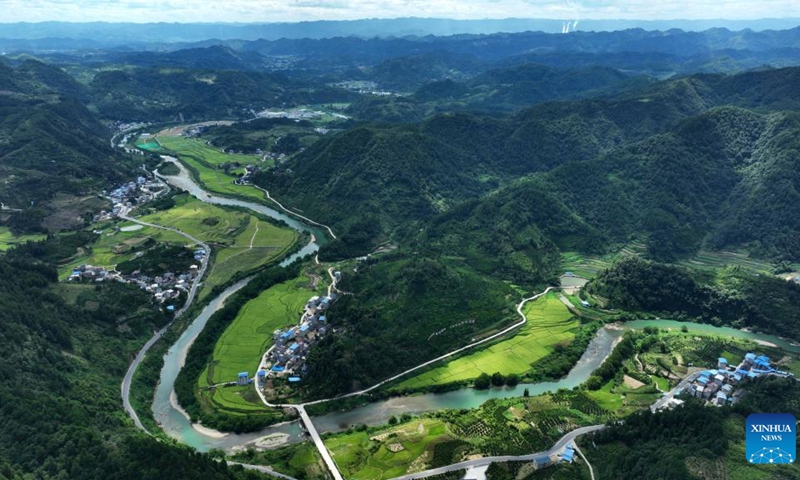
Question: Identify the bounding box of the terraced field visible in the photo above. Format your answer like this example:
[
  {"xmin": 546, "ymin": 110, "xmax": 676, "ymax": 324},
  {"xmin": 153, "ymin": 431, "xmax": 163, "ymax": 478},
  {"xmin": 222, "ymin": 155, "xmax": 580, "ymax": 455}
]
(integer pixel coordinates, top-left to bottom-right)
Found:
[
  {"xmin": 325, "ymin": 419, "xmax": 456, "ymax": 480},
  {"xmin": 394, "ymin": 292, "xmax": 579, "ymax": 390}
]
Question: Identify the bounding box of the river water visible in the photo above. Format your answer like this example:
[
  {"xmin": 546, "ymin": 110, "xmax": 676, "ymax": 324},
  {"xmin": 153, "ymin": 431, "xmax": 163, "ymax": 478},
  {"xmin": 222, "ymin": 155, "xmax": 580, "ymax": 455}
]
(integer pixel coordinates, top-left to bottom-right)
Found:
[{"xmin": 151, "ymin": 160, "xmax": 800, "ymax": 453}]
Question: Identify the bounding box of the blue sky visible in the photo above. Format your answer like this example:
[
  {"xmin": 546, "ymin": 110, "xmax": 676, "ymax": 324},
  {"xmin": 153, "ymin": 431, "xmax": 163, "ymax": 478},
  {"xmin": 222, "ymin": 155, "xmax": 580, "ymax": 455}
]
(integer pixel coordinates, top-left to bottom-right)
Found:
[{"xmin": 1, "ymin": 0, "xmax": 799, "ymax": 23}]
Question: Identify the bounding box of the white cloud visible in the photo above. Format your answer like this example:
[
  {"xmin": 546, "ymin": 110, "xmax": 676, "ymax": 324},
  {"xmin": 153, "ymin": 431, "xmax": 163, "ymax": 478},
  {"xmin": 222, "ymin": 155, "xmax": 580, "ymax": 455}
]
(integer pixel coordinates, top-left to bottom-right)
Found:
[{"xmin": 0, "ymin": 0, "xmax": 799, "ymax": 23}]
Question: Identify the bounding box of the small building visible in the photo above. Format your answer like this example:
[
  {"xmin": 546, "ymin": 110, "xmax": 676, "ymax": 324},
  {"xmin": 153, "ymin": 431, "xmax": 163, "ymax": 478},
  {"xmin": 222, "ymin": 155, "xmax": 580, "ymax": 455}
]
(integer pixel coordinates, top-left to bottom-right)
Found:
[
  {"xmin": 715, "ymin": 391, "xmax": 727, "ymax": 406},
  {"xmin": 713, "ymin": 374, "xmax": 725, "ymax": 385},
  {"xmin": 561, "ymin": 444, "xmax": 575, "ymax": 463},
  {"xmin": 699, "ymin": 371, "xmax": 712, "ymax": 379},
  {"xmin": 721, "ymin": 384, "xmax": 734, "ymax": 394},
  {"xmin": 318, "ymin": 315, "xmax": 327, "ymax": 322},
  {"xmin": 288, "ymin": 376, "xmax": 301, "ymax": 383},
  {"xmin": 744, "ymin": 353, "xmax": 757, "ymax": 364},
  {"xmin": 580, "ymin": 300, "xmax": 591, "ymax": 307},
  {"xmin": 271, "ymin": 366, "xmax": 285, "ymax": 373},
  {"xmin": 257, "ymin": 370, "xmax": 267, "ymax": 379},
  {"xmin": 237, "ymin": 372, "xmax": 249, "ymax": 386},
  {"xmin": 694, "ymin": 386, "xmax": 705, "ymax": 398},
  {"xmin": 718, "ymin": 357, "xmax": 729, "ymax": 369},
  {"xmin": 754, "ymin": 356, "xmax": 771, "ymax": 369},
  {"xmin": 697, "ymin": 377, "xmax": 709, "ymax": 386},
  {"xmin": 731, "ymin": 374, "xmax": 742, "ymax": 384}
]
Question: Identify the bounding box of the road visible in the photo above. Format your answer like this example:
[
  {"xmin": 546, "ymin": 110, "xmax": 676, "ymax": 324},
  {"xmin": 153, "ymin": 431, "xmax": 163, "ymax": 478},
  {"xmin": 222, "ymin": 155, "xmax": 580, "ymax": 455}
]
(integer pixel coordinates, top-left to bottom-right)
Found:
[
  {"xmin": 119, "ymin": 210, "xmax": 211, "ymax": 433},
  {"xmin": 254, "ymin": 286, "xmax": 555, "ymax": 480},
  {"xmin": 650, "ymin": 371, "xmax": 698, "ymax": 412},
  {"xmin": 228, "ymin": 462, "xmax": 299, "ymax": 480},
  {"xmin": 252, "ymin": 185, "xmax": 337, "ymax": 240},
  {"xmin": 296, "ymin": 406, "xmax": 344, "ymax": 480},
  {"xmin": 301, "ymin": 286, "xmax": 556, "ymax": 407},
  {"xmin": 388, "ymin": 425, "xmax": 605, "ymax": 480}
]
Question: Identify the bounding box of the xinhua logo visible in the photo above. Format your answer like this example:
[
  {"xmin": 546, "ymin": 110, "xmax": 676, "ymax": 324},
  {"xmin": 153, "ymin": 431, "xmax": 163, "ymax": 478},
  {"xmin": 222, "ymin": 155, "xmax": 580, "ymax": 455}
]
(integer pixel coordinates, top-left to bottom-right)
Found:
[{"xmin": 746, "ymin": 413, "xmax": 796, "ymax": 464}]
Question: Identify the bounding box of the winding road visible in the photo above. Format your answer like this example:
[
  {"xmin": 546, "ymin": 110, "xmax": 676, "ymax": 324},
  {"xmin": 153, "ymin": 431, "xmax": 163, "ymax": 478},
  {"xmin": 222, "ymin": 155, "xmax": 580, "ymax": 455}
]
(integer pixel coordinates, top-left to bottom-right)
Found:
[
  {"xmin": 253, "ymin": 286, "xmax": 556, "ymax": 480},
  {"xmin": 118, "ymin": 210, "xmax": 211, "ymax": 433},
  {"xmin": 388, "ymin": 424, "xmax": 605, "ymax": 480}
]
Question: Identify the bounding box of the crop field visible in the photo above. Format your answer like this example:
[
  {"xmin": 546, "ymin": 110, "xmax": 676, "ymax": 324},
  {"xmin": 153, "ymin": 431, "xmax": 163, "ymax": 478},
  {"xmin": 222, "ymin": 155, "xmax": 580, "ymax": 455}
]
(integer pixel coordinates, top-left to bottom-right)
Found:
[
  {"xmin": 57, "ymin": 223, "xmax": 187, "ymax": 278},
  {"xmin": 394, "ymin": 292, "xmax": 579, "ymax": 390},
  {"xmin": 679, "ymin": 249, "xmax": 777, "ymax": 274},
  {"xmin": 200, "ymin": 273, "xmax": 323, "ymax": 395},
  {"xmin": 138, "ymin": 194, "xmax": 297, "ymax": 295},
  {"xmin": 325, "ymin": 419, "xmax": 455, "ymax": 480},
  {"xmin": 0, "ymin": 227, "xmax": 46, "ymax": 251},
  {"xmin": 559, "ymin": 251, "xmax": 615, "ymax": 279},
  {"xmin": 180, "ymin": 154, "xmax": 268, "ymax": 202},
  {"xmin": 157, "ymin": 136, "xmax": 261, "ymax": 167}
]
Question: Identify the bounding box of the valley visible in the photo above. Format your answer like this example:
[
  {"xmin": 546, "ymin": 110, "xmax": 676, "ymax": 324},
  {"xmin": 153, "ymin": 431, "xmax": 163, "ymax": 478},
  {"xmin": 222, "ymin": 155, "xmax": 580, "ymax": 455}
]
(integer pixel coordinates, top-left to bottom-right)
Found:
[{"xmin": 2, "ymin": 17, "xmax": 800, "ymax": 480}]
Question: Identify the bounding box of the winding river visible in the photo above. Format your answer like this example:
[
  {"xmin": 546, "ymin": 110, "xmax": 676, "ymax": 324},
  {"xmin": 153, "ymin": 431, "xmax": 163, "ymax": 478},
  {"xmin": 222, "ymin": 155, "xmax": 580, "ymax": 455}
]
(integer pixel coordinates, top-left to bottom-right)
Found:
[{"xmin": 150, "ymin": 160, "xmax": 800, "ymax": 453}]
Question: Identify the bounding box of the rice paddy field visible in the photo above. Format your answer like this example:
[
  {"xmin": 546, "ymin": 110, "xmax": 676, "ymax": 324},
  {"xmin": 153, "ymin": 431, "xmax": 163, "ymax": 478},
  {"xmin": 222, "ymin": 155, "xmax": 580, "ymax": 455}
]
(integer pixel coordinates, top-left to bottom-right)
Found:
[
  {"xmin": 199, "ymin": 272, "xmax": 326, "ymax": 411},
  {"xmin": 394, "ymin": 292, "xmax": 579, "ymax": 390},
  {"xmin": 157, "ymin": 136, "xmax": 261, "ymax": 168},
  {"xmin": 0, "ymin": 227, "xmax": 46, "ymax": 251},
  {"xmin": 325, "ymin": 418, "xmax": 456, "ymax": 480},
  {"xmin": 137, "ymin": 194, "xmax": 298, "ymax": 296}
]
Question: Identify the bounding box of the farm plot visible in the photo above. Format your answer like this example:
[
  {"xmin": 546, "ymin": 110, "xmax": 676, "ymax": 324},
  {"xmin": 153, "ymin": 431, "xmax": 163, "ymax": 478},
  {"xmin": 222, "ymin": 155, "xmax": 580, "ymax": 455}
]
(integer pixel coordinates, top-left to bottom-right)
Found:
[
  {"xmin": 200, "ymin": 273, "xmax": 325, "ymax": 413},
  {"xmin": 395, "ymin": 292, "xmax": 579, "ymax": 390}
]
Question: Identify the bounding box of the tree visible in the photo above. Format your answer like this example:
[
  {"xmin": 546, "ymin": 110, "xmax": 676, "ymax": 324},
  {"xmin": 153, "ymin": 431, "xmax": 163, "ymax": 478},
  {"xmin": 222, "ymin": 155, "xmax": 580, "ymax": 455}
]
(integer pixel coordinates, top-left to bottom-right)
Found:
[
  {"xmin": 505, "ymin": 373, "xmax": 519, "ymax": 387},
  {"xmin": 388, "ymin": 416, "xmax": 398, "ymax": 425},
  {"xmin": 474, "ymin": 373, "xmax": 491, "ymax": 390},
  {"xmin": 523, "ymin": 388, "xmax": 530, "ymax": 397},
  {"xmin": 681, "ymin": 325, "xmax": 689, "ymax": 333},
  {"xmin": 491, "ymin": 372, "xmax": 505, "ymax": 387}
]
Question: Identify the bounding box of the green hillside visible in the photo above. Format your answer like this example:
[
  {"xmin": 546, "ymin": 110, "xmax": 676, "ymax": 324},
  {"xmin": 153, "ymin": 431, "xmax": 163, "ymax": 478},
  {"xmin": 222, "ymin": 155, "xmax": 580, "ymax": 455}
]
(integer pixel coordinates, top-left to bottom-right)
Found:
[
  {"xmin": 257, "ymin": 67, "xmax": 800, "ymax": 277},
  {"xmin": 0, "ymin": 258, "xmax": 261, "ymax": 479},
  {"xmin": 302, "ymin": 255, "xmax": 518, "ymax": 397}
]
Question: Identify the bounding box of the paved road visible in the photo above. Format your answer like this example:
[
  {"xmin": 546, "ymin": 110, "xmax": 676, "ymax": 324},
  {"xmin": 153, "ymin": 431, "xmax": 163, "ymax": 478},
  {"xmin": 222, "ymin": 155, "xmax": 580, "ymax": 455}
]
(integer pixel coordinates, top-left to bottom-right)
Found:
[
  {"xmin": 389, "ymin": 424, "xmax": 605, "ymax": 480},
  {"xmin": 119, "ymin": 211, "xmax": 211, "ymax": 433},
  {"xmin": 650, "ymin": 371, "xmax": 698, "ymax": 412},
  {"xmin": 252, "ymin": 185, "xmax": 337, "ymax": 240},
  {"xmin": 228, "ymin": 461, "xmax": 299, "ymax": 480},
  {"xmin": 254, "ymin": 286, "xmax": 556, "ymax": 479},
  {"xmin": 301, "ymin": 286, "xmax": 555, "ymax": 407},
  {"xmin": 296, "ymin": 406, "xmax": 344, "ymax": 480}
]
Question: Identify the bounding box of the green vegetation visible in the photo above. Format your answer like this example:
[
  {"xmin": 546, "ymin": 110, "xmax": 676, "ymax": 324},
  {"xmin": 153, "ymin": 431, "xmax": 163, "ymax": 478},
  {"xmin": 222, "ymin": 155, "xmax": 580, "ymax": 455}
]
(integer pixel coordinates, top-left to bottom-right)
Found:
[
  {"xmin": 303, "ymin": 255, "xmax": 517, "ymax": 398},
  {"xmin": 137, "ymin": 193, "xmax": 298, "ymax": 295},
  {"xmin": 202, "ymin": 117, "xmax": 324, "ymax": 153},
  {"xmin": 589, "ymin": 257, "xmax": 800, "ymax": 341},
  {"xmin": 158, "ymin": 135, "xmax": 261, "ymax": 168},
  {"xmin": 175, "ymin": 263, "xmax": 301, "ymax": 432},
  {"xmin": 302, "ymin": 389, "xmax": 609, "ymax": 479},
  {"xmin": 583, "ymin": 377, "xmax": 800, "ymax": 480},
  {"xmin": 0, "ymin": 257, "xmax": 260, "ymax": 479},
  {"xmin": 395, "ymin": 292, "xmax": 578, "ymax": 390},
  {"xmin": 0, "ymin": 226, "xmax": 46, "ymax": 250},
  {"xmin": 199, "ymin": 271, "xmax": 326, "ymax": 412},
  {"xmin": 232, "ymin": 441, "xmax": 327, "ymax": 480}
]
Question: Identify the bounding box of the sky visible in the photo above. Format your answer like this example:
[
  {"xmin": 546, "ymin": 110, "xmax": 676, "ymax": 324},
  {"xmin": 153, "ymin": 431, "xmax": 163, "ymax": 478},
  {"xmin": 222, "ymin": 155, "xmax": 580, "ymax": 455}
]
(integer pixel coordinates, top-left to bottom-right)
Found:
[{"xmin": 1, "ymin": 0, "xmax": 799, "ymax": 23}]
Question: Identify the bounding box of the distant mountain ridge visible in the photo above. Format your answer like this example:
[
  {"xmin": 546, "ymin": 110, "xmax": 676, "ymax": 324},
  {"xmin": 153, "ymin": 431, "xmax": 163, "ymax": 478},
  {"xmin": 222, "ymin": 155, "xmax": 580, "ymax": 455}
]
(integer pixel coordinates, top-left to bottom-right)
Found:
[{"xmin": 1, "ymin": 18, "xmax": 800, "ymax": 45}]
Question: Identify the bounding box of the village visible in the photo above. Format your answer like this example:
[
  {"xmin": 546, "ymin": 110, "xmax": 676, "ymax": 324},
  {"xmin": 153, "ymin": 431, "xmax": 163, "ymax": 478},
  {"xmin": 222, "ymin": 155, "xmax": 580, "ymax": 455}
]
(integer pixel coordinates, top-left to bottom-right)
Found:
[
  {"xmin": 245, "ymin": 271, "xmax": 344, "ymax": 392},
  {"xmin": 680, "ymin": 351, "xmax": 792, "ymax": 407},
  {"xmin": 68, "ymin": 252, "xmax": 204, "ymax": 313}
]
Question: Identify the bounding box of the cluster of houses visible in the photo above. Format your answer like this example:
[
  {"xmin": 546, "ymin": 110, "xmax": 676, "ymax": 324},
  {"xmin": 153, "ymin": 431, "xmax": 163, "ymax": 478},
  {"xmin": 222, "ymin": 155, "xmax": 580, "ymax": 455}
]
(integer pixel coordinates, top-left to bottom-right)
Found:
[
  {"xmin": 68, "ymin": 262, "xmax": 202, "ymax": 312},
  {"xmin": 97, "ymin": 173, "xmax": 168, "ymax": 220},
  {"xmin": 233, "ymin": 164, "xmax": 261, "ymax": 185},
  {"xmin": 261, "ymin": 292, "xmax": 338, "ymax": 382},
  {"xmin": 684, "ymin": 352, "xmax": 789, "ymax": 406}
]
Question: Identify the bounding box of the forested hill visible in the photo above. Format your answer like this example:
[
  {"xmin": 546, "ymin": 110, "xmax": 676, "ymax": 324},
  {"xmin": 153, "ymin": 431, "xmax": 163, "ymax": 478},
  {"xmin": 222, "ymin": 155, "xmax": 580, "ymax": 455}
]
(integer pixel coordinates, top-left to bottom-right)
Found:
[
  {"xmin": 0, "ymin": 61, "xmax": 138, "ymax": 234},
  {"xmin": 256, "ymin": 66, "xmax": 800, "ymax": 279},
  {"xmin": 0, "ymin": 258, "xmax": 261, "ymax": 479}
]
